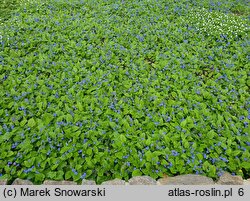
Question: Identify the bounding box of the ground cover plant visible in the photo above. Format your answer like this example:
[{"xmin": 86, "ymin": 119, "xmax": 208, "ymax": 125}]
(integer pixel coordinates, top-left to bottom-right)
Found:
[
  {"xmin": 0, "ymin": 0, "xmax": 30, "ymax": 23},
  {"xmin": 0, "ymin": 0, "xmax": 249, "ymax": 184}
]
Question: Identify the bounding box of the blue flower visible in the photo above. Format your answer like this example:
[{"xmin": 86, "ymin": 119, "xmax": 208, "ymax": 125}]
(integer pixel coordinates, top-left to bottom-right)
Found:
[
  {"xmin": 154, "ymin": 121, "xmax": 160, "ymax": 126},
  {"xmin": 81, "ymin": 173, "xmax": 87, "ymax": 179},
  {"xmin": 12, "ymin": 143, "xmax": 17, "ymax": 149},
  {"xmin": 210, "ymin": 158, "xmax": 216, "ymax": 164},
  {"xmin": 166, "ymin": 117, "xmax": 171, "ymax": 122},
  {"xmin": 208, "ymin": 56, "xmax": 213, "ymax": 60},
  {"xmin": 239, "ymin": 116, "xmax": 244, "ymax": 120},
  {"xmin": 147, "ymin": 113, "xmax": 152, "ymax": 118},
  {"xmin": 171, "ymin": 150, "xmax": 179, "ymax": 156},
  {"xmin": 159, "ymin": 102, "xmax": 164, "ymax": 106},
  {"xmin": 217, "ymin": 172, "xmax": 223, "ymax": 177},
  {"xmin": 71, "ymin": 168, "xmax": 78, "ymax": 175},
  {"xmin": 219, "ymin": 157, "xmax": 228, "ymax": 162}
]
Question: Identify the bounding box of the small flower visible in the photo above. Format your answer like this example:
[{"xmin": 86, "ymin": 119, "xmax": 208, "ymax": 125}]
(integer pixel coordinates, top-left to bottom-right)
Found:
[
  {"xmin": 166, "ymin": 117, "xmax": 171, "ymax": 122},
  {"xmin": 219, "ymin": 157, "xmax": 228, "ymax": 162},
  {"xmin": 239, "ymin": 116, "xmax": 244, "ymax": 120},
  {"xmin": 217, "ymin": 172, "xmax": 223, "ymax": 177},
  {"xmin": 210, "ymin": 158, "xmax": 216, "ymax": 164},
  {"xmin": 171, "ymin": 150, "xmax": 179, "ymax": 156},
  {"xmin": 81, "ymin": 172, "xmax": 87, "ymax": 179},
  {"xmin": 208, "ymin": 56, "xmax": 213, "ymax": 60},
  {"xmin": 71, "ymin": 168, "xmax": 78, "ymax": 175}
]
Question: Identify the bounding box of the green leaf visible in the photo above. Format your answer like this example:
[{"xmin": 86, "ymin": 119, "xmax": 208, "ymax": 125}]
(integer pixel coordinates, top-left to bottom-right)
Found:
[
  {"xmin": 72, "ymin": 173, "xmax": 81, "ymax": 182},
  {"xmin": 180, "ymin": 119, "xmax": 187, "ymax": 127},
  {"xmin": 145, "ymin": 137, "xmax": 151, "ymax": 146},
  {"xmin": 109, "ymin": 121, "xmax": 117, "ymax": 129},
  {"xmin": 55, "ymin": 171, "xmax": 64, "ymax": 181},
  {"xmin": 43, "ymin": 113, "xmax": 54, "ymax": 125},
  {"xmin": 207, "ymin": 130, "xmax": 216, "ymax": 139},
  {"xmin": 20, "ymin": 119, "xmax": 27, "ymax": 127},
  {"xmin": 51, "ymin": 164, "xmax": 59, "ymax": 170},
  {"xmin": 27, "ymin": 118, "xmax": 36, "ymax": 128},
  {"xmin": 86, "ymin": 148, "xmax": 93, "ymax": 156},
  {"xmin": 183, "ymin": 139, "xmax": 189, "ymax": 149},
  {"xmin": 65, "ymin": 171, "xmax": 72, "ymax": 180},
  {"xmin": 145, "ymin": 151, "xmax": 153, "ymax": 161},
  {"xmin": 47, "ymin": 171, "xmax": 57, "ymax": 179},
  {"xmin": 34, "ymin": 173, "xmax": 45, "ymax": 183},
  {"xmin": 65, "ymin": 114, "xmax": 73, "ymax": 123},
  {"xmin": 197, "ymin": 153, "xmax": 203, "ymax": 160},
  {"xmin": 208, "ymin": 165, "xmax": 216, "ymax": 177},
  {"xmin": 119, "ymin": 135, "xmax": 126, "ymax": 143},
  {"xmin": 233, "ymin": 150, "xmax": 241, "ymax": 156},
  {"xmin": 86, "ymin": 157, "xmax": 94, "ymax": 168},
  {"xmin": 132, "ymin": 169, "xmax": 142, "ymax": 177},
  {"xmin": 115, "ymin": 152, "xmax": 123, "ymax": 159},
  {"xmin": 23, "ymin": 158, "xmax": 35, "ymax": 168}
]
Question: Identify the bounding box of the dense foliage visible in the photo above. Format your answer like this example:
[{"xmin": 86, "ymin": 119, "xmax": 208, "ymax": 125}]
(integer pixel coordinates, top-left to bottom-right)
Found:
[{"xmin": 0, "ymin": 0, "xmax": 249, "ymax": 184}]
